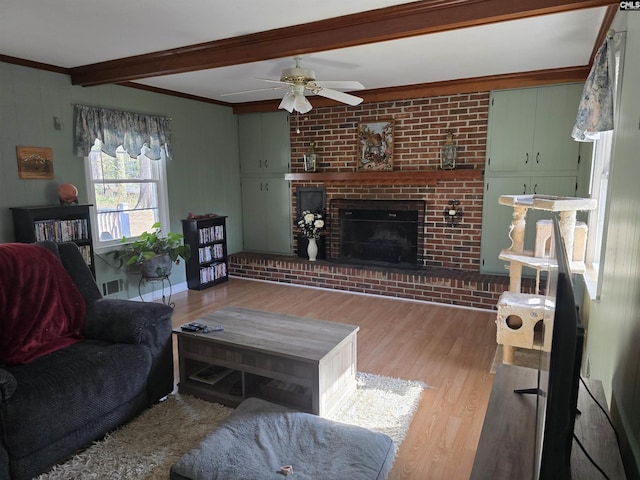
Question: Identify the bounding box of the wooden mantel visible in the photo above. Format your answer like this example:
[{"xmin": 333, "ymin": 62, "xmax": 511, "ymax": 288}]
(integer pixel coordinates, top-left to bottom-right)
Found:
[{"xmin": 284, "ymin": 168, "xmax": 483, "ymax": 185}]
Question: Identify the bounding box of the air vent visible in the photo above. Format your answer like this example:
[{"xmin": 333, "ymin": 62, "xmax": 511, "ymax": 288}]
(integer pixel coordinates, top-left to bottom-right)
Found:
[{"xmin": 102, "ymin": 279, "xmax": 123, "ymax": 297}]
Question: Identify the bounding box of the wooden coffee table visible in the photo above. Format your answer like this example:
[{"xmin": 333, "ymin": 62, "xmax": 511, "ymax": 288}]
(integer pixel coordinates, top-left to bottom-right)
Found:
[{"xmin": 173, "ymin": 306, "xmax": 359, "ymax": 416}]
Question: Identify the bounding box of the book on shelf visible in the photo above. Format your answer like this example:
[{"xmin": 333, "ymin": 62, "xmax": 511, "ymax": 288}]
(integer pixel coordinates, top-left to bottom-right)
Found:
[
  {"xmin": 189, "ymin": 365, "xmax": 233, "ymax": 386},
  {"xmin": 33, "ymin": 218, "xmax": 89, "ymax": 242},
  {"xmin": 199, "ymin": 262, "xmax": 227, "ymax": 284},
  {"xmin": 198, "ymin": 243, "xmax": 224, "ymax": 263},
  {"xmin": 78, "ymin": 245, "xmax": 92, "ymax": 267},
  {"xmin": 198, "ymin": 225, "xmax": 225, "ymax": 244}
]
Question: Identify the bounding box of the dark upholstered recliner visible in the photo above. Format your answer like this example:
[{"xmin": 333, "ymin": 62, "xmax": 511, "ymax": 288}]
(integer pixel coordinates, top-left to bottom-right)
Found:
[{"xmin": 0, "ymin": 241, "xmax": 174, "ymax": 480}]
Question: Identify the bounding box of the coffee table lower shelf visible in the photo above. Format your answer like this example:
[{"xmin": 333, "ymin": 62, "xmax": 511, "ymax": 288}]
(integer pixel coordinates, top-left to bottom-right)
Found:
[{"xmin": 178, "ymin": 361, "xmax": 314, "ymax": 411}]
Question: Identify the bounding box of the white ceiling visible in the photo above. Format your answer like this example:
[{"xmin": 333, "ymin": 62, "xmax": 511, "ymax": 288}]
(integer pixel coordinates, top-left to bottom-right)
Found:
[{"xmin": 0, "ymin": 1, "xmax": 610, "ymax": 105}]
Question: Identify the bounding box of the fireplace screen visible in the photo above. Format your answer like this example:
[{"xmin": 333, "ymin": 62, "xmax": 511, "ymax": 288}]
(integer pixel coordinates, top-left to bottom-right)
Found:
[
  {"xmin": 340, "ymin": 209, "xmax": 418, "ymax": 264},
  {"xmin": 330, "ymin": 199, "xmax": 424, "ymax": 267}
]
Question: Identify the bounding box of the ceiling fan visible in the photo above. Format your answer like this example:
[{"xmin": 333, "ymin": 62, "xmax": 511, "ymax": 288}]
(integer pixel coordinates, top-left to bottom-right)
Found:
[{"xmin": 222, "ymin": 56, "xmax": 364, "ymax": 113}]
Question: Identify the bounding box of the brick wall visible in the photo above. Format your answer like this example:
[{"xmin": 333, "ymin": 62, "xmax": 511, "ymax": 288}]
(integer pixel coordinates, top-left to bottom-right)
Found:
[{"xmin": 289, "ymin": 92, "xmax": 489, "ymax": 270}]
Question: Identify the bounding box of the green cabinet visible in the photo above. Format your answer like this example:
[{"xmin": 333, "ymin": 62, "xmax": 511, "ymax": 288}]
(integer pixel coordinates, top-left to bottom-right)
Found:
[
  {"xmin": 486, "ymin": 84, "xmax": 583, "ymax": 173},
  {"xmin": 481, "ymin": 83, "xmax": 591, "ymax": 275},
  {"xmin": 238, "ymin": 111, "xmax": 290, "ymax": 174},
  {"xmin": 240, "ymin": 177, "xmax": 292, "ymax": 254},
  {"xmin": 238, "ymin": 111, "xmax": 292, "ymax": 254}
]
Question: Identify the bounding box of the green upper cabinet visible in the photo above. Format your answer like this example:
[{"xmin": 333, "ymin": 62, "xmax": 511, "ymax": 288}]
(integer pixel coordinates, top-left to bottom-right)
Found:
[
  {"xmin": 486, "ymin": 84, "xmax": 583, "ymax": 173},
  {"xmin": 238, "ymin": 111, "xmax": 291, "ymax": 174},
  {"xmin": 238, "ymin": 110, "xmax": 293, "ymax": 255},
  {"xmin": 485, "ymin": 88, "xmax": 536, "ymax": 172}
]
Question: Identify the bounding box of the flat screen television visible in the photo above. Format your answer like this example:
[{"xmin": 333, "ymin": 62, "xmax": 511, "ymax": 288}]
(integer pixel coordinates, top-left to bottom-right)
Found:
[{"xmin": 524, "ymin": 215, "xmax": 585, "ymax": 479}]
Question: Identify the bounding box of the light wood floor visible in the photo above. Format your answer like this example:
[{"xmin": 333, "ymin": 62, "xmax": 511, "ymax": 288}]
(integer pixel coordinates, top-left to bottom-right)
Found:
[{"xmin": 169, "ymin": 277, "xmax": 498, "ymax": 480}]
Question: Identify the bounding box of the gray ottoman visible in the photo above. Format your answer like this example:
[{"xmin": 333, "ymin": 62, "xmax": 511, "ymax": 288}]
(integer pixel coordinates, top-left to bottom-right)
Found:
[{"xmin": 170, "ymin": 397, "xmax": 395, "ymax": 480}]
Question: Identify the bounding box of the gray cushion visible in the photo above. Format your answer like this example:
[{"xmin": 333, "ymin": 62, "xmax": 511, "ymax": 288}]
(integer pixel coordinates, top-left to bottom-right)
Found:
[{"xmin": 170, "ymin": 397, "xmax": 394, "ymax": 480}]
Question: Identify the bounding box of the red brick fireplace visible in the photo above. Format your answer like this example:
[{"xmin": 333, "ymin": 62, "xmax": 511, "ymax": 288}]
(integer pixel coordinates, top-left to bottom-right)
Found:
[{"xmin": 229, "ymin": 91, "xmax": 537, "ymax": 309}]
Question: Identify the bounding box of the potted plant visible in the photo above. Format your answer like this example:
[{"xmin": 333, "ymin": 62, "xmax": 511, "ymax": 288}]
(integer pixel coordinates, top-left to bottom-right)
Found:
[{"xmin": 114, "ymin": 222, "xmax": 191, "ymax": 278}]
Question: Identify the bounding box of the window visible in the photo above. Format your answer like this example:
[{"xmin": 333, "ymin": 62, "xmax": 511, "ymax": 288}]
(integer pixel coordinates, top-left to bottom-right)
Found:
[
  {"xmin": 85, "ymin": 140, "xmax": 170, "ymax": 250},
  {"xmin": 584, "ymin": 34, "xmax": 625, "ymax": 299}
]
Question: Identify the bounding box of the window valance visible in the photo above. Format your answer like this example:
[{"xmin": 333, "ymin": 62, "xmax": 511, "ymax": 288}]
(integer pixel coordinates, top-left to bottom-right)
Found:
[{"xmin": 74, "ymin": 105, "xmax": 171, "ymax": 160}]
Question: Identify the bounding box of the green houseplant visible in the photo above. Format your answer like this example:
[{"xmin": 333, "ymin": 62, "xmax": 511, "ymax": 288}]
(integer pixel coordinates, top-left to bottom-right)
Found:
[{"xmin": 114, "ymin": 222, "xmax": 191, "ymax": 278}]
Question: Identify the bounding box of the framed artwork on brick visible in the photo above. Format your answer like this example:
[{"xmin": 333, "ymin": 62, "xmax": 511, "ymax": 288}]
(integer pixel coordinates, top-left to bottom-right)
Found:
[{"xmin": 357, "ymin": 120, "xmax": 393, "ymax": 171}]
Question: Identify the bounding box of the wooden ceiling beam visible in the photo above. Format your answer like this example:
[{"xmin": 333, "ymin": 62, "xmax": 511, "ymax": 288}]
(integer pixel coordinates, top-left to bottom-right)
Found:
[{"xmin": 70, "ymin": 0, "xmax": 616, "ymax": 87}]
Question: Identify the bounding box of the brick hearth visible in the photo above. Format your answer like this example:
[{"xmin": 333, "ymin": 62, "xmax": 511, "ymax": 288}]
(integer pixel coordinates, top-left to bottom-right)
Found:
[{"xmin": 229, "ymin": 252, "xmax": 537, "ymax": 310}]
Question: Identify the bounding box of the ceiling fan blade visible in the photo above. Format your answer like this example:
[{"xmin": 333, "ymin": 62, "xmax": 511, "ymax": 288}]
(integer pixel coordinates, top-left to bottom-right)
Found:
[
  {"xmin": 314, "ymin": 87, "xmax": 363, "ymax": 106},
  {"xmin": 220, "ymin": 86, "xmax": 286, "ymax": 97},
  {"xmin": 315, "ymin": 80, "xmax": 364, "ymax": 90},
  {"xmin": 257, "ymin": 77, "xmax": 290, "ymax": 85}
]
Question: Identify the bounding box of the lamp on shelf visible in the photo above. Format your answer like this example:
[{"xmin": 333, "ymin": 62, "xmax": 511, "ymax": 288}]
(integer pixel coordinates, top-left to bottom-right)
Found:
[
  {"xmin": 443, "ymin": 200, "xmax": 463, "ymax": 227},
  {"xmin": 440, "ymin": 130, "xmax": 457, "ymax": 170},
  {"xmin": 303, "ymin": 141, "xmax": 319, "ymax": 172}
]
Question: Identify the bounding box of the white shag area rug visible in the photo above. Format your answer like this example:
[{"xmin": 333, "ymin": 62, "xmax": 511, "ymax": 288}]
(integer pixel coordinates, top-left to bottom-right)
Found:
[{"xmin": 38, "ymin": 372, "xmax": 426, "ymax": 480}]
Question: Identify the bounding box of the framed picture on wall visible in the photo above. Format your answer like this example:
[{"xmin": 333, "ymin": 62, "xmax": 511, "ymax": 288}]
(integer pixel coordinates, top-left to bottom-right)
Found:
[
  {"xmin": 16, "ymin": 146, "xmax": 54, "ymax": 179},
  {"xmin": 357, "ymin": 120, "xmax": 393, "ymax": 171}
]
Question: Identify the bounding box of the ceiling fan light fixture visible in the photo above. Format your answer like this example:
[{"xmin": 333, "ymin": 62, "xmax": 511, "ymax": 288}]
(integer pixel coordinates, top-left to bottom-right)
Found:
[
  {"xmin": 278, "ymin": 92, "xmax": 296, "ymax": 113},
  {"xmin": 279, "ymin": 84, "xmax": 312, "ymax": 114},
  {"xmin": 293, "ymin": 93, "xmax": 312, "ymax": 114}
]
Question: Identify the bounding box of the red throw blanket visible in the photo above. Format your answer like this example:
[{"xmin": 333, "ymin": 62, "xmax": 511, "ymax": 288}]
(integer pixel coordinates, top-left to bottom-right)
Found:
[{"xmin": 0, "ymin": 243, "xmax": 86, "ymax": 365}]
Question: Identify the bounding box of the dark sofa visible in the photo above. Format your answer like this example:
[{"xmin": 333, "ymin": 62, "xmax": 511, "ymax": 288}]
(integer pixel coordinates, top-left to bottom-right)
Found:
[{"xmin": 0, "ymin": 241, "xmax": 175, "ymax": 480}]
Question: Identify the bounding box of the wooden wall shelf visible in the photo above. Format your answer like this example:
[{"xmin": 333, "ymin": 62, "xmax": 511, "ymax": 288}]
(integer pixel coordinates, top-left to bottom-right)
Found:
[{"xmin": 284, "ymin": 168, "xmax": 483, "ymax": 185}]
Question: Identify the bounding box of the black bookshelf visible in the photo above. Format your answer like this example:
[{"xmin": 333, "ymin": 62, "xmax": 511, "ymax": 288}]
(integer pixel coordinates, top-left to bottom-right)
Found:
[
  {"xmin": 182, "ymin": 216, "xmax": 228, "ymax": 290},
  {"xmin": 11, "ymin": 204, "xmax": 95, "ymax": 277}
]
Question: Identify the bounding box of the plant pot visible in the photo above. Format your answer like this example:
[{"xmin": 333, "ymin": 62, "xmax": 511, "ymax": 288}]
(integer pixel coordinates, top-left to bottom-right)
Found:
[{"xmin": 141, "ymin": 253, "xmax": 173, "ymax": 278}]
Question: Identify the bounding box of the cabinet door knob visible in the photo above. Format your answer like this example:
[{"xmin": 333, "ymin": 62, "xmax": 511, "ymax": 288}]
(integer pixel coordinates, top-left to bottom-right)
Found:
[
  {"xmin": 536, "ymin": 152, "xmax": 540, "ymax": 164},
  {"xmin": 265, "ymin": 159, "xmax": 268, "ymax": 169},
  {"xmin": 523, "ymin": 184, "xmax": 527, "ymax": 194},
  {"xmin": 265, "ymin": 182, "xmax": 269, "ymax": 191},
  {"xmin": 534, "ymin": 184, "xmax": 538, "ymax": 194},
  {"xmin": 525, "ymin": 153, "xmax": 529, "ymax": 164}
]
